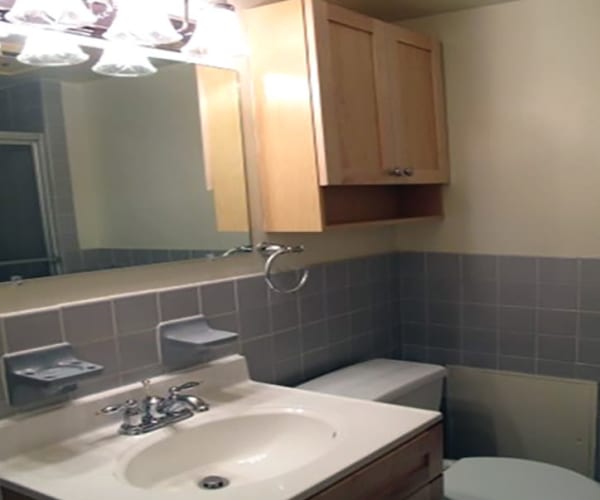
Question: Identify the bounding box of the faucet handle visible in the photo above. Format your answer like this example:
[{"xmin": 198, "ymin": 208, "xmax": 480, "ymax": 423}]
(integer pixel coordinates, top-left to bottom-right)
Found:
[
  {"xmin": 96, "ymin": 399, "xmax": 139, "ymax": 416},
  {"xmin": 168, "ymin": 381, "xmax": 201, "ymax": 396}
]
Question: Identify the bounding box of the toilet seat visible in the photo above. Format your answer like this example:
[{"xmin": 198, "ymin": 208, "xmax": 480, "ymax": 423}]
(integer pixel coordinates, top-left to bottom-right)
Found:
[{"xmin": 445, "ymin": 457, "xmax": 600, "ymax": 500}]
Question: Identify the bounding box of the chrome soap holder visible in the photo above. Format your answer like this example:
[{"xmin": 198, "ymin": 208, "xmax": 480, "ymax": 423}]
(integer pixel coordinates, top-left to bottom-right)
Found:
[{"xmin": 3, "ymin": 343, "xmax": 104, "ymax": 407}]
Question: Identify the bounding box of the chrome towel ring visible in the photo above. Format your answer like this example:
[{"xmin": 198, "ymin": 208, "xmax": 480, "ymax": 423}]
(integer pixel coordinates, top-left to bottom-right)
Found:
[{"xmin": 256, "ymin": 242, "xmax": 309, "ymax": 294}]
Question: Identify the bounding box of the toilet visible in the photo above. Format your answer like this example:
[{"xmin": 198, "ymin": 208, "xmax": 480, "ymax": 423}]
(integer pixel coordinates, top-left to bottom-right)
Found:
[{"xmin": 298, "ymin": 359, "xmax": 600, "ymax": 500}]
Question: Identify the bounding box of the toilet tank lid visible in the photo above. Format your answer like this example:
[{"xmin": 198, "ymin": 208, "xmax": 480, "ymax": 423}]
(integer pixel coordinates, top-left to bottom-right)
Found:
[{"xmin": 298, "ymin": 359, "xmax": 447, "ymax": 402}]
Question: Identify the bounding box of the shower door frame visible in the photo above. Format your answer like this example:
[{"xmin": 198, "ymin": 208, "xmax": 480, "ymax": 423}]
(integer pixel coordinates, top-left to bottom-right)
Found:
[{"xmin": 0, "ymin": 131, "xmax": 61, "ymax": 278}]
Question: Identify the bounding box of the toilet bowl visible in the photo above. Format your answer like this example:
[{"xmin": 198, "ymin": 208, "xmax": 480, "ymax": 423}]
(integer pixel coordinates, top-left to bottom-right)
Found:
[{"xmin": 298, "ymin": 359, "xmax": 600, "ymax": 500}]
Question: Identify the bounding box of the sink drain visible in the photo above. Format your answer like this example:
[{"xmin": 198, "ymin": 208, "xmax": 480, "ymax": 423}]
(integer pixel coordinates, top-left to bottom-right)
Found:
[{"xmin": 199, "ymin": 476, "xmax": 230, "ymax": 490}]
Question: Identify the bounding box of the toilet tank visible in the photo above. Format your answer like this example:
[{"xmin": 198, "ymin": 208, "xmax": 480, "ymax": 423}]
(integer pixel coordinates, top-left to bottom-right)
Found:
[{"xmin": 298, "ymin": 359, "xmax": 447, "ymax": 410}]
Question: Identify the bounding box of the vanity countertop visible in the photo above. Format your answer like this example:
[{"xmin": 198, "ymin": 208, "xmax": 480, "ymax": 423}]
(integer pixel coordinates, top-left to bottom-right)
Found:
[{"xmin": 0, "ymin": 355, "xmax": 441, "ymax": 500}]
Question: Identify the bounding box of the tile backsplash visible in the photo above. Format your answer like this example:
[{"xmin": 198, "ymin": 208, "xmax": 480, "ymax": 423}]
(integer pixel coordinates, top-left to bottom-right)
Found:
[
  {"xmin": 0, "ymin": 253, "xmax": 402, "ymax": 418},
  {"xmin": 3, "ymin": 251, "xmax": 600, "ymax": 408},
  {"xmin": 399, "ymin": 253, "xmax": 600, "ymax": 379},
  {"xmin": 1, "ymin": 251, "xmax": 599, "ymax": 478}
]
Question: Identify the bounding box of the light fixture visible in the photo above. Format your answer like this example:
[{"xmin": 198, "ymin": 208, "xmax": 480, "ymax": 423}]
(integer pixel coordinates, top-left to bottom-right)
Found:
[
  {"xmin": 0, "ymin": 23, "xmax": 12, "ymax": 38},
  {"xmin": 17, "ymin": 31, "xmax": 89, "ymax": 66},
  {"xmin": 104, "ymin": 0, "xmax": 182, "ymax": 46},
  {"xmin": 182, "ymin": 1, "xmax": 246, "ymax": 59},
  {"xmin": 92, "ymin": 43, "xmax": 157, "ymax": 77},
  {"xmin": 0, "ymin": 22, "xmax": 12, "ymax": 56},
  {"xmin": 6, "ymin": 0, "xmax": 96, "ymax": 28}
]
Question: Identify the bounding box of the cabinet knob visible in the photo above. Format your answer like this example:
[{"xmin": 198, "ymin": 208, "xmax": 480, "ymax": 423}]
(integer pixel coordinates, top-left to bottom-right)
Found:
[{"xmin": 389, "ymin": 168, "xmax": 414, "ymax": 177}]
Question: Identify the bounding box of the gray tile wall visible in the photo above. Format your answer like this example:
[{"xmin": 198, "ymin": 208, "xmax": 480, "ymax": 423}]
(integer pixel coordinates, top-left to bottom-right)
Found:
[
  {"xmin": 78, "ymin": 248, "xmax": 221, "ymax": 272},
  {"xmin": 0, "ymin": 254, "xmax": 402, "ymax": 418},
  {"xmin": 399, "ymin": 252, "xmax": 600, "ymax": 377},
  {"xmin": 1, "ymin": 250, "xmax": 598, "ymax": 478},
  {"xmin": 400, "ymin": 251, "xmax": 600, "ymax": 480}
]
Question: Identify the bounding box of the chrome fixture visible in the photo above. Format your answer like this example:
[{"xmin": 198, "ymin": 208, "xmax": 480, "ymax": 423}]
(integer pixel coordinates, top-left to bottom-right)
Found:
[
  {"xmin": 256, "ymin": 242, "xmax": 309, "ymax": 294},
  {"xmin": 98, "ymin": 380, "xmax": 209, "ymax": 436},
  {"xmin": 389, "ymin": 167, "xmax": 414, "ymax": 177},
  {"xmin": 221, "ymin": 244, "xmax": 253, "ymax": 257}
]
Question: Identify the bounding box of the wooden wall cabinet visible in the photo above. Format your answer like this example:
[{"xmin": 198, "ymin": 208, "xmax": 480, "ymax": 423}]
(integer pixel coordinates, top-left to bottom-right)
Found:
[{"xmin": 244, "ymin": 0, "xmax": 449, "ymax": 232}]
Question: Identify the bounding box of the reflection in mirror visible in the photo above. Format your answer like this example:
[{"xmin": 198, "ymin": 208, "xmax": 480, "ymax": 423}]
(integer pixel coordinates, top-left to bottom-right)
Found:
[{"xmin": 0, "ymin": 40, "xmax": 251, "ymax": 284}]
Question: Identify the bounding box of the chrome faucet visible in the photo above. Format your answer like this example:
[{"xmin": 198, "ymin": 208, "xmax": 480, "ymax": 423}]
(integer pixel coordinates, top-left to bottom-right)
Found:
[{"xmin": 98, "ymin": 380, "xmax": 209, "ymax": 436}]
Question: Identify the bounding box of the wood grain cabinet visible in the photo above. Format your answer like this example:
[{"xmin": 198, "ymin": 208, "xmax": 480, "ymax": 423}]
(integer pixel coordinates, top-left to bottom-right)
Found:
[
  {"xmin": 244, "ymin": 0, "xmax": 449, "ymax": 231},
  {"xmin": 309, "ymin": 423, "xmax": 443, "ymax": 500}
]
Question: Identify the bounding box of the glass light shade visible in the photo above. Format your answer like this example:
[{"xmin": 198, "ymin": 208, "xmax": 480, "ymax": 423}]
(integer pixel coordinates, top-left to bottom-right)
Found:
[
  {"xmin": 0, "ymin": 23, "xmax": 12, "ymax": 38},
  {"xmin": 182, "ymin": 2, "xmax": 246, "ymax": 59},
  {"xmin": 92, "ymin": 44, "xmax": 157, "ymax": 77},
  {"xmin": 104, "ymin": 0, "xmax": 182, "ymax": 46},
  {"xmin": 6, "ymin": 0, "xmax": 96, "ymax": 28},
  {"xmin": 17, "ymin": 31, "xmax": 90, "ymax": 66}
]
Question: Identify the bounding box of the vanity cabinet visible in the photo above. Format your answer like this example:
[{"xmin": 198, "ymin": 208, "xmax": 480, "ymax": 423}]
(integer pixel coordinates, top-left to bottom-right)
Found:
[
  {"xmin": 244, "ymin": 0, "xmax": 449, "ymax": 231},
  {"xmin": 309, "ymin": 423, "xmax": 443, "ymax": 500}
]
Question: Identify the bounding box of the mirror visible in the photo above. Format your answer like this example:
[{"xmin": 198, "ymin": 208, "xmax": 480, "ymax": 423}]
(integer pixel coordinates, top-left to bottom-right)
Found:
[{"xmin": 0, "ymin": 38, "xmax": 251, "ymax": 283}]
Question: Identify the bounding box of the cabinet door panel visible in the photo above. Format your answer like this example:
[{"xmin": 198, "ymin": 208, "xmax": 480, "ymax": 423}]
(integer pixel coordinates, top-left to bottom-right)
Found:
[
  {"xmin": 388, "ymin": 28, "xmax": 449, "ymax": 184},
  {"xmin": 315, "ymin": 4, "xmax": 393, "ymax": 185}
]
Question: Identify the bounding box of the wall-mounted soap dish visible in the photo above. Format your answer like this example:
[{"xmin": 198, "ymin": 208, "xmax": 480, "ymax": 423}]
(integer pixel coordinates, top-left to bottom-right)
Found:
[
  {"xmin": 160, "ymin": 315, "xmax": 238, "ymax": 370},
  {"xmin": 3, "ymin": 343, "xmax": 104, "ymax": 407}
]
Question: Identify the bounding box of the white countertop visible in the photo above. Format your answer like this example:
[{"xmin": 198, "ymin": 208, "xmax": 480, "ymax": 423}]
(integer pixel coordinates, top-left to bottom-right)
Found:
[{"xmin": 0, "ymin": 356, "xmax": 441, "ymax": 500}]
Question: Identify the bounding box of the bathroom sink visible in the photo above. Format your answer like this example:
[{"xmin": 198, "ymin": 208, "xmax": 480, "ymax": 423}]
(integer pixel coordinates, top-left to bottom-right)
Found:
[
  {"xmin": 0, "ymin": 356, "xmax": 441, "ymax": 500},
  {"xmin": 120, "ymin": 410, "xmax": 338, "ymax": 490}
]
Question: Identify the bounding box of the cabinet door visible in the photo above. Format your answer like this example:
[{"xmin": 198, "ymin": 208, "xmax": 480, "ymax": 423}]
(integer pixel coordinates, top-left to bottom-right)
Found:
[
  {"xmin": 386, "ymin": 26, "xmax": 449, "ymax": 184},
  {"xmin": 311, "ymin": 2, "xmax": 394, "ymax": 185}
]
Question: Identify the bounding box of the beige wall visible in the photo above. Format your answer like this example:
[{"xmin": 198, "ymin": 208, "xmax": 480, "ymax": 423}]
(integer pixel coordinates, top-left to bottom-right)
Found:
[
  {"xmin": 62, "ymin": 82, "xmax": 105, "ymax": 249},
  {"xmin": 396, "ymin": 0, "xmax": 600, "ymax": 257}
]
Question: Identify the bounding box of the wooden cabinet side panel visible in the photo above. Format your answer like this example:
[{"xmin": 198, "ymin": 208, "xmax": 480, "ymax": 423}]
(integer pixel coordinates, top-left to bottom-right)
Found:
[
  {"xmin": 243, "ymin": 0, "xmax": 324, "ymax": 232},
  {"xmin": 309, "ymin": 424, "xmax": 443, "ymax": 500},
  {"xmin": 196, "ymin": 66, "xmax": 250, "ymax": 232},
  {"xmin": 405, "ymin": 477, "xmax": 444, "ymax": 500},
  {"xmin": 431, "ymin": 42, "xmax": 450, "ymax": 183}
]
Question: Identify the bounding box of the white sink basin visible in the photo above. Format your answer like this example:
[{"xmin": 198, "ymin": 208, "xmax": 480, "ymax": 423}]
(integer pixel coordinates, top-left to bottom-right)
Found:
[
  {"xmin": 0, "ymin": 355, "xmax": 441, "ymax": 500},
  {"xmin": 120, "ymin": 410, "xmax": 338, "ymax": 490}
]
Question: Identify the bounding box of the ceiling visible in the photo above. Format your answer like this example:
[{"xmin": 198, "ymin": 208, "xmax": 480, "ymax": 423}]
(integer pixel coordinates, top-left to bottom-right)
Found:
[
  {"xmin": 330, "ymin": 0, "xmax": 517, "ymax": 21},
  {"xmin": 237, "ymin": 0, "xmax": 517, "ymax": 21}
]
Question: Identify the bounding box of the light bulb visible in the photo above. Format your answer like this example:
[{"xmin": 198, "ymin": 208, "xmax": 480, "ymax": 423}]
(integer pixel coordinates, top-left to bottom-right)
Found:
[
  {"xmin": 6, "ymin": 0, "xmax": 96, "ymax": 28},
  {"xmin": 17, "ymin": 31, "xmax": 90, "ymax": 66},
  {"xmin": 92, "ymin": 43, "xmax": 157, "ymax": 77},
  {"xmin": 104, "ymin": 0, "xmax": 182, "ymax": 46},
  {"xmin": 182, "ymin": 2, "xmax": 246, "ymax": 59}
]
